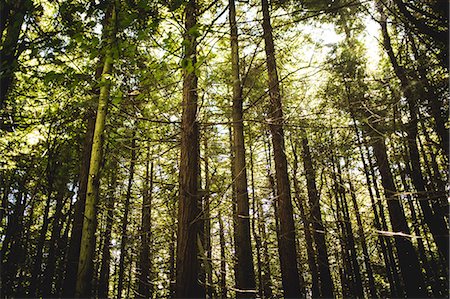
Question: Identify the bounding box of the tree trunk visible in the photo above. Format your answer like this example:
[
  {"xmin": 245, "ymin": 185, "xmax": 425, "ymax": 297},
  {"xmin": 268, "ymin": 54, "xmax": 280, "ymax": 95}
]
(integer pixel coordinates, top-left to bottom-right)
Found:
[
  {"xmin": 75, "ymin": 2, "xmax": 117, "ymax": 296},
  {"xmin": 0, "ymin": 0, "xmax": 29, "ymax": 113},
  {"xmin": 291, "ymin": 141, "xmax": 319, "ymax": 298},
  {"xmin": 229, "ymin": 0, "xmax": 256, "ymax": 296},
  {"xmin": 1, "ymin": 190, "xmax": 26, "ymax": 297},
  {"xmin": 42, "ymin": 186, "xmax": 69, "ymax": 297},
  {"xmin": 136, "ymin": 146, "xmax": 153, "ymax": 299},
  {"xmin": 63, "ymin": 111, "xmax": 95, "ymax": 298},
  {"xmin": 175, "ymin": 0, "xmax": 203, "ymax": 296},
  {"xmin": 378, "ymin": 1, "xmax": 449, "ymax": 261},
  {"xmin": 301, "ymin": 135, "xmax": 334, "ymax": 298},
  {"xmin": 260, "ymin": 0, "xmax": 301, "ymax": 295},
  {"xmin": 219, "ymin": 211, "xmax": 227, "ymax": 299},
  {"xmin": 98, "ymin": 164, "xmax": 117, "ymax": 299},
  {"xmin": 370, "ymin": 133, "xmax": 426, "ymax": 297},
  {"xmin": 117, "ymin": 134, "xmax": 137, "ymax": 299},
  {"xmin": 364, "ymin": 141, "xmax": 403, "ymax": 297},
  {"xmin": 347, "ymin": 169, "xmax": 377, "ymax": 298},
  {"xmin": 30, "ymin": 136, "xmax": 57, "ymax": 297}
]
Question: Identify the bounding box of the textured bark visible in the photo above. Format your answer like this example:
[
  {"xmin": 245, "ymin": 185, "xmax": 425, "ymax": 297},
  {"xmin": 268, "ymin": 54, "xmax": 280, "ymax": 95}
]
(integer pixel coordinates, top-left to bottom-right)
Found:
[
  {"xmin": 229, "ymin": 0, "xmax": 256, "ymax": 296},
  {"xmin": 260, "ymin": 0, "xmax": 301, "ymax": 296},
  {"xmin": 175, "ymin": 0, "xmax": 203, "ymax": 296},
  {"xmin": 301, "ymin": 136, "xmax": 334, "ymax": 298},
  {"xmin": 136, "ymin": 148, "xmax": 153, "ymax": 299},
  {"xmin": 75, "ymin": 2, "xmax": 117, "ymax": 296}
]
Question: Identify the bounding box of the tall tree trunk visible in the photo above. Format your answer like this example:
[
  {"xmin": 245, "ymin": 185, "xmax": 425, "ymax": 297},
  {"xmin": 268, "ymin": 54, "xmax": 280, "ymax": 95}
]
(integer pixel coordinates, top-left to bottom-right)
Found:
[
  {"xmin": 30, "ymin": 135, "xmax": 56, "ymax": 297},
  {"xmin": 378, "ymin": 1, "xmax": 449, "ymax": 261},
  {"xmin": 249, "ymin": 146, "xmax": 263, "ymax": 298},
  {"xmin": 219, "ymin": 211, "xmax": 227, "ymax": 299},
  {"xmin": 63, "ymin": 111, "xmax": 95, "ymax": 298},
  {"xmin": 136, "ymin": 146, "xmax": 153, "ymax": 299},
  {"xmin": 260, "ymin": 0, "xmax": 301, "ymax": 296},
  {"xmin": 364, "ymin": 141, "xmax": 403, "ymax": 297},
  {"xmin": 346, "ymin": 168, "xmax": 377, "ymax": 298},
  {"xmin": 175, "ymin": 0, "xmax": 203, "ymax": 296},
  {"xmin": 42, "ymin": 186, "xmax": 69, "ymax": 297},
  {"xmin": 1, "ymin": 190, "xmax": 26, "ymax": 297},
  {"xmin": 117, "ymin": 134, "xmax": 137, "ymax": 299},
  {"xmin": 202, "ymin": 137, "xmax": 214, "ymax": 298},
  {"xmin": 291, "ymin": 141, "xmax": 320, "ymax": 298},
  {"xmin": 370, "ymin": 133, "xmax": 426, "ymax": 297},
  {"xmin": 352, "ymin": 118, "xmax": 397, "ymax": 297},
  {"xmin": 336, "ymin": 160, "xmax": 364, "ymax": 298},
  {"xmin": 229, "ymin": 0, "xmax": 256, "ymax": 296},
  {"xmin": 98, "ymin": 164, "xmax": 117, "ymax": 298},
  {"xmin": 75, "ymin": 2, "xmax": 117, "ymax": 296},
  {"xmin": 300, "ymin": 135, "xmax": 334, "ymax": 298}
]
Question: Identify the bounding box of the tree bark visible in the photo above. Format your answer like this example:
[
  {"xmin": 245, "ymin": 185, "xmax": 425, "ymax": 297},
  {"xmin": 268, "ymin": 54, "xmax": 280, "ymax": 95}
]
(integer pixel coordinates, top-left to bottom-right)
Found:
[
  {"xmin": 75, "ymin": 2, "xmax": 117, "ymax": 296},
  {"xmin": 229, "ymin": 0, "xmax": 256, "ymax": 296},
  {"xmin": 175, "ymin": 0, "xmax": 203, "ymax": 296},
  {"xmin": 260, "ymin": 0, "xmax": 302, "ymax": 296}
]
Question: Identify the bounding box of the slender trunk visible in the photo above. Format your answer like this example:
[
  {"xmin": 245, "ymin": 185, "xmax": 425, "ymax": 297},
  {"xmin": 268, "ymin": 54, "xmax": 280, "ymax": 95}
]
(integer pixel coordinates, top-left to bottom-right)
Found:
[
  {"xmin": 1, "ymin": 191, "xmax": 26, "ymax": 297},
  {"xmin": 337, "ymin": 161, "xmax": 364, "ymax": 298},
  {"xmin": 291, "ymin": 141, "xmax": 319, "ymax": 298},
  {"xmin": 117, "ymin": 135, "xmax": 137, "ymax": 299},
  {"xmin": 352, "ymin": 118, "xmax": 397, "ymax": 297},
  {"xmin": 260, "ymin": 1, "xmax": 301, "ymax": 295},
  {"xmin": 136, "ymin": 146, "xmax": 154, "ymax": 299},
  {"xmin": 378, "ymin": 1, "xmax": 449, "ymax": 261},
  {"xmin": 98, "ymin": 165, "xmax": 117, "ymax": 298},
  {"xmin": 75, "ymin": 2, "xmax": 117, "ymax": 296},
  {"xmin": 408, "ymin": 33, "xmax": 449, "ymax": 157},
  {"xmin": 347, "ymin": 169, "xmax": 377, "ymax": 298},
  {"xmin": 364, "ymin": 141, "xmax": 403, "ymax": 296},
  {"xmin": 219, "ymin": 211, "xmax": 227, "ymax": 299},
  {"xmin": 203, "ymin": 137, "xmax": 213, "ymax": 298},
  {"xmin": 370, "ymin": 133, "xmax": 426, "ymax": 297},
  {"xmin": 42, "ymin": 187, "xmax": 68, "ymax": 297},
  {"xmin": 301, "ymin": 135, "xmax": 334, "ymax": 298},
  {"xmin": 30, "ymin": 138, "xmax": 56, "ymax": 297},
  {"xmin": 248, "ymin": 140, "xmax": 264, "ymax": 298},
  {"xmin": 63, "ymin": 111, "xmax": 95, "ymax": 298},
  {"xmin": 229, "ymin": 0, "xmax": 256, "ymax": 295}
]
